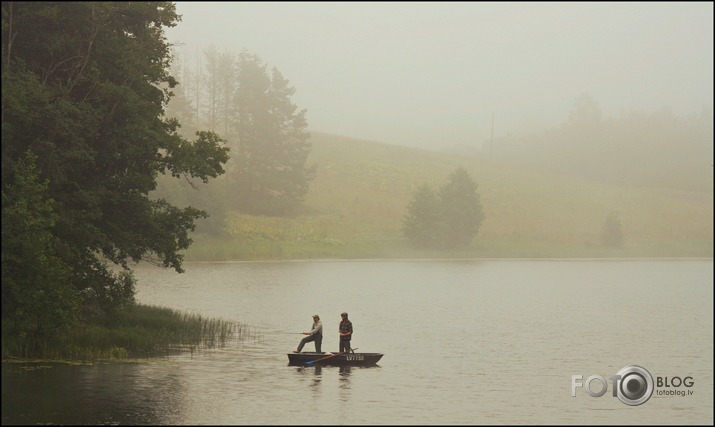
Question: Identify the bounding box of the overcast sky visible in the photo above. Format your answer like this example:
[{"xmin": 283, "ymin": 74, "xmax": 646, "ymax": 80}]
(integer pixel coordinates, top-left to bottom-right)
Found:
[{"xmin": 166, "ymin": 2, "xmax": 713, "ymax": 150}]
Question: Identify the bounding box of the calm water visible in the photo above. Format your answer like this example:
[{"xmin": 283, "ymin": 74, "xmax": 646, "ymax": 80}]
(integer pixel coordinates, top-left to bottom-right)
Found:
[{"xmin": 3, "ymin": 259, "xmax": 713, "ymax": 425}]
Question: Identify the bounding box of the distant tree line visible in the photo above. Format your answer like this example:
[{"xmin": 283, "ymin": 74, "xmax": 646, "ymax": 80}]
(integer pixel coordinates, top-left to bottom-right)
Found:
[
  {"xmin": 403, "ymin": 168, "xmax": 485, "ymax": 249},
  {"xmin": 488, "ymin": 94, "xmax": 713, "ymax": 193}
]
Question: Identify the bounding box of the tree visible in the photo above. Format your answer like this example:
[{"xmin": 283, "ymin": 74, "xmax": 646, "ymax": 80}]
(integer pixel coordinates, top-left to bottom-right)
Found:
[
  {"xmin": 437, "ymin": 167, "xmax": 485, "ymax": 248},
  {"xmin": 601, "ymin": 211, "xmax": 624, "ymax": 248},
  {"xmin": 2, "ymin": 152, "xmax": 78, "ymax": 348},
  {"xmin": 567, "ymin": 93, "xmax": 602, "ymax": 129},
  {"xmin": 164, "ymin": 52, "xmax": 198, "ymax": 139},
  {"xmin": 403, "ymin": 168, "xmax": 485, "ymax": 249},
  {"xmin": 232, "ymin": 50, "xmax": 315, "ymax": 216},
  {"xmin": 202, "ymin": 45, "xmax": 235, "ymax": 137},
  {"xmin": 402, "ymin": 184, "xmax": 441, "ymax": 248},
  {"xmin": 1, "ymin": 2, "xmax": 230, "ymax": 336}
]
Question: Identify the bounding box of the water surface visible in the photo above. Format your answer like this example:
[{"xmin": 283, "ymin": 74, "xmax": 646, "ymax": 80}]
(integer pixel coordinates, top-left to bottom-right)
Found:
[{"xmin": 3, "ymin": 260, "xmax": 712, "ymax": 424}]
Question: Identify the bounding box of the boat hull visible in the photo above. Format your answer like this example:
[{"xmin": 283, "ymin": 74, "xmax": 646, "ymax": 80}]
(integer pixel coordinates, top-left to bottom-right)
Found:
[{"xmin": 287, "ymin": 352, "xmax": 383, "ymax": 366}]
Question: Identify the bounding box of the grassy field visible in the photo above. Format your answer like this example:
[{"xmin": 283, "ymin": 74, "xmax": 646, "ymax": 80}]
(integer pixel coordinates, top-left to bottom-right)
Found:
[{"xmin": 184, "ymin": 132, "xmax": 713, "ymax": 260}]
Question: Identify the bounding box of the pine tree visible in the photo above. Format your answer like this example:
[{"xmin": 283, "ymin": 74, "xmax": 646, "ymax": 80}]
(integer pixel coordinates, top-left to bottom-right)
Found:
[
  {"xmin": 232, "ymin": 51, "xmax": 315, "ymax": 216},
  {"xmin": 403, "ymin": 168, "xmax": 485, "ymax": 249},
  {"xmin": 403, "ymin": 184, "xmax": 441, "ymax": 248},
  {"xmin": 437, "ymin": 168, "xmax": 485, "ymax": 248},
  {"xmin": 601, "ymin": 211, "xmax": 624, "ymax": 248}
]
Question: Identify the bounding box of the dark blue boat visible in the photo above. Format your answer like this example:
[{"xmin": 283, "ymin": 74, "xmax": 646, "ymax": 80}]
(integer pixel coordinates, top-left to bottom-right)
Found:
[{"xmin": 287, "ymin": 351, "xmax": 383, "ymax": 366}]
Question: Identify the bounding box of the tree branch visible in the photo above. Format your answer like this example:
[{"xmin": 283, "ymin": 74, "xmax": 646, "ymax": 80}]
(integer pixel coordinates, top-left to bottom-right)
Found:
[{"xmin": 66, "ymin": 4, "xmax": 100, "ymax": 95}]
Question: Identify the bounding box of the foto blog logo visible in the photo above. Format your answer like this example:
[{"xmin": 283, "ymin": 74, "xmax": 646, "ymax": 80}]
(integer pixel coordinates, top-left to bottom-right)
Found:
[
  {"xmin": 571, "ymin": 365, "xmax": 694, "ymax": 406},
  {"xmin": 572, "ymin": 365, "xmax": 653, "ymax": 406}
]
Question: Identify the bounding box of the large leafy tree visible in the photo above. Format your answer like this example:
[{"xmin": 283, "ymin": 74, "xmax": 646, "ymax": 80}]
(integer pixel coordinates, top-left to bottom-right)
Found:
[
  {"xmin": 1, "ymin": 2, "xmax": 229, "ymax": 335},
  {"xmin": 2, "ymin": 152, "xmax": 78, "ymax": 346},
  {"xmin": 232, "ymin": 51, "xmax": 315, "ymax": 216}
]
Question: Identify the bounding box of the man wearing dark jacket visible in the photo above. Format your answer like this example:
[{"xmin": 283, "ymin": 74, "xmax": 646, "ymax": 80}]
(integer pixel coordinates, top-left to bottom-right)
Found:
[{"xmin": 338, "ymin": 312, "xmax": 353, "ymax": 353}]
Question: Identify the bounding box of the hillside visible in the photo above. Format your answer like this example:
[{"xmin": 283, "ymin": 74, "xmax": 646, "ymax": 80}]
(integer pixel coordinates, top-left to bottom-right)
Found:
[{"xmin": 184, "ymin": 132, "xmax": 713, "ymax": 260}]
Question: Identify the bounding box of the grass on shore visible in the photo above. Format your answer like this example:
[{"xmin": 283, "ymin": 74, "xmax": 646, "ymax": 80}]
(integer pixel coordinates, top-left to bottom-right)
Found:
[
  {"xmin": 1, "ymin": 304, "xmax": 262, "ymax": 362},
  {"xmin": 185, "ymin": 230, "xmax": 713, "ymax": 261}
]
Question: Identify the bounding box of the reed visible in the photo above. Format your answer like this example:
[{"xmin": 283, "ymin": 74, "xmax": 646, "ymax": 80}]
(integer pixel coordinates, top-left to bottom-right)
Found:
[{"xmin": 1, "ymin": 303, "xmax": 263, "ymax": 361}]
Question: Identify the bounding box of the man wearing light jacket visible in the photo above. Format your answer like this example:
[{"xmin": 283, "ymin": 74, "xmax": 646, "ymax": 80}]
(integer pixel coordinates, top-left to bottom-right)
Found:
[{"xmin": 295, "ymin": 314, "xmax": 323, "ymax": 353}]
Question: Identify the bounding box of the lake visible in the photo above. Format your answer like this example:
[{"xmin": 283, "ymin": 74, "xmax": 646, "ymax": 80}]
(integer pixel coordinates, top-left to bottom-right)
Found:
[{"xmin": 2, "ymin": 259, "xmax": 712, "ymax": 425}]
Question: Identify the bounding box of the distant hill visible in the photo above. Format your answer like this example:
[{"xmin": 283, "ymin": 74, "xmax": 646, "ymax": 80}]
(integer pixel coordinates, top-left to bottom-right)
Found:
[
  {"xmin": 184, "ymin": 131, "xmax": 713, "ymax": 260},
  {"xmin": 459, "ymin": 108, "xmax": 714, "ymax": 194}
]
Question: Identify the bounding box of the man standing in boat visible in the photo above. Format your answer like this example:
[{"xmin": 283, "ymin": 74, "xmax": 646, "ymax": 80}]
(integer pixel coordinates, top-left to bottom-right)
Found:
[
  {"xmin": 295, "ymin": 314, "xmax": 323, "ymax": 353},
  {"xmin": 339, "ymin": 312, "xmax": 353, "ymax": 353}
]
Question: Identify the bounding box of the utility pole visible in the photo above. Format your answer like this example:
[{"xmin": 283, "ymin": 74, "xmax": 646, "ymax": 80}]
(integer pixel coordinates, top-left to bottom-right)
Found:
[{"xmin": 490, "ymin": 112, "xmax": 494, "ymax": 157}]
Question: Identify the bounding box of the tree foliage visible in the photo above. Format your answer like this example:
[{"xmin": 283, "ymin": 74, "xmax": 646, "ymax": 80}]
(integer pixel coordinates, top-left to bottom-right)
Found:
[
  {"xmin": 438, "ymin": 168, "xmax": 485, "ymax": 248},
  {"xmin": 402, "ymin": 184, "xmax": 441, "ymax": 248},
  {"xmin": 601, "ymin": 211, "xmax": 624, "ymax": 248},
  {"xmin": 1, "ymin": 152, "xmax": 78, "ymax": 346},
  {"xmin": 160, "ymin": 47, "xmax": 317, "ymax": 219},
  {"xmin": 403, "ymin": 168, "xmax": 485, "ymax": 249},
  {"xmin": 1, "ymin": 2, "xmax": 229, "ymax": 342},
  {"xmin": 232, "ymin": 51, "xmax": 315, "ymax": 216}
]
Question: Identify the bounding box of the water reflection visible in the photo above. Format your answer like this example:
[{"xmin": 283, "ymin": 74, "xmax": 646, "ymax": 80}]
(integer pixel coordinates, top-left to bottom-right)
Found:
[
  {"xmin": 292, "ymin": 365, "xmax": 322, "ymax": 376},
  {"xmin": 293, "ymin": 365, "xmax": 323, "ymax": 395},
  {"xmin": 338, "ymin": 366, "xmax": 351, "ymax": 402}
]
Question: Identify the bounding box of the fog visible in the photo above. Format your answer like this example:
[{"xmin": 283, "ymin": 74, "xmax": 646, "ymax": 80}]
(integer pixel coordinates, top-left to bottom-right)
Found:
[{"xmin": 166, "ymin": 2, "xmax": 713, "ymax": 151}]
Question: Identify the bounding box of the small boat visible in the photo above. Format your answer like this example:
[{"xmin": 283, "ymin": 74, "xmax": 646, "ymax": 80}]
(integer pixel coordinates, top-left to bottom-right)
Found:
[{"xmin": 287, "ymin": 351, "xmax": 384, "ymax": 366}]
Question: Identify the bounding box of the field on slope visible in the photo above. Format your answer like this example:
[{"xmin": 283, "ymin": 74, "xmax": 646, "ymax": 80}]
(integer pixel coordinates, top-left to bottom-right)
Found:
[{"xmin": 186, "ymin": 132, "xmax": 713, "ymax": 260}]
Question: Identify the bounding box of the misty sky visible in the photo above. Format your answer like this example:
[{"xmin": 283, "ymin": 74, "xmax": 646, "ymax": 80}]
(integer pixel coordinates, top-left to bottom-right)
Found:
[{"xmin": 166, "ymin": 2, "xmax": 713, "ymax": 150}]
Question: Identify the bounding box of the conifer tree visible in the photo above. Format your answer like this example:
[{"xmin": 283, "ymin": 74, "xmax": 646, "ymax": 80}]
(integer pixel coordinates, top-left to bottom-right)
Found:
[
  {"xmin": 232, "ymin": 51, "xmax": 315, "ymax": 215},
  {"xmin": 403, "ymin": 168, "xmax": 485, "ymax": 249},
  {"xmin": 403, "ymin": 184, "xmax": 441, "ymax": 248},
  {"xmin": 601, "ymin": 211, "xmax": 624, "ymax": 248},
  {"xmin": 438, "ymin": 167, "xmax": 485, "ymax": 248}
]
